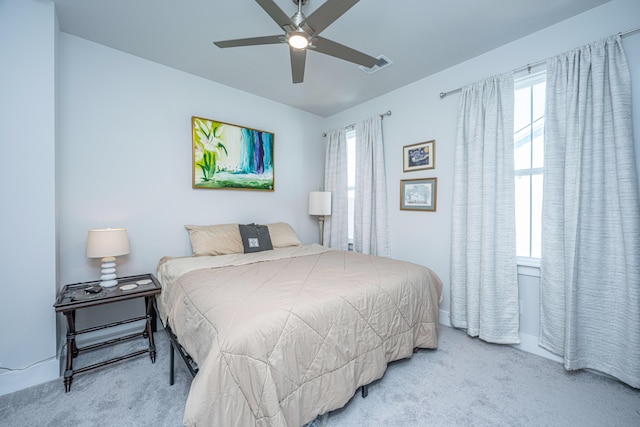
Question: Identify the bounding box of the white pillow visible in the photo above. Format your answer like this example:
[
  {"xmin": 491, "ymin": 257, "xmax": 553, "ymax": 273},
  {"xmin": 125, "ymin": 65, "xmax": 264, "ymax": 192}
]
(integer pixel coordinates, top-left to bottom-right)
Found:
[
  {"xmin": 266, "ymin": 223, "xmax": 302, "ymax": 248},
  {"xmin": 184, "ymin": 224, "xmax": 243, "ymax": 256}
]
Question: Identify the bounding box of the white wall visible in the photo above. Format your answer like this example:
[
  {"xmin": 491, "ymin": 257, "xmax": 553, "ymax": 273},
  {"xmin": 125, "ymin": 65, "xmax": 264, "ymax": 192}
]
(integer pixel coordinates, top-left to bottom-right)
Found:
[
  {"xmin": 324, "ymin": 0, "xmax": 640, "ymax": 359},
  {"xmin": 3, "ymin": 0, "xmax": 639, "ymax": 396},
  {"xmin": 0, "ymin": 0, "xmax": 59, "ymax": 394},
  {"xmin": 56, "ymin": 34, "xmax": 326, "ymax": 329}
]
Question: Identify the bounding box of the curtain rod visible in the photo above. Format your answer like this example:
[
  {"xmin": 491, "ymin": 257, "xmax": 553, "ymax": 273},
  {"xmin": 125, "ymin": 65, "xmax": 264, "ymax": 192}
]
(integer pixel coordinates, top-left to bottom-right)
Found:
[
  {"xmin": 439, "ymin": 25, "xmax": 640, "ymax": 99},
  {"xmin": 322, "ymin": 110, "xmax": 391, "ymax": 137}
]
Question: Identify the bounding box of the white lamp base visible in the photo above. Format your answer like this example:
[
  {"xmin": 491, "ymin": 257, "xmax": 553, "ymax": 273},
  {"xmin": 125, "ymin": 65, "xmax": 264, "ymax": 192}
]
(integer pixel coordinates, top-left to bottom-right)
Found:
[
  {"xmin": 100, "ymin": 279, "xmax": 118, "ymax": 287},
  {"xmin": 99, "ymin": 257, "xmax": 119, "ymax": 287},
  {"xmin": 318, "ymin": 216, "xmax": 325, "ymax": 246}
]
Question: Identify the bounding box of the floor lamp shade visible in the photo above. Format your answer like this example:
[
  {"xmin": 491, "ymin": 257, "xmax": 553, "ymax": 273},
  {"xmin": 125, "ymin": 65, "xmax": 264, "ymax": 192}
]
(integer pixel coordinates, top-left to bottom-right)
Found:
[
  {"xmin": 86, "ymin": 228, "xmax": 130, "ymax": 287},
  {"xmin": 308, "ymin": 191, "xmax": 332, "ymax": 216}
]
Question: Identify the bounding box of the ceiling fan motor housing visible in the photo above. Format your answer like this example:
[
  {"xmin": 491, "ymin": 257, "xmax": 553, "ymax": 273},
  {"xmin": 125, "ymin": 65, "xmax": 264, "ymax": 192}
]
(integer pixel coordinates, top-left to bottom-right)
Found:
[{"xmin": 291, "ymin": 11, "xmax": 306, "ymax": 27}]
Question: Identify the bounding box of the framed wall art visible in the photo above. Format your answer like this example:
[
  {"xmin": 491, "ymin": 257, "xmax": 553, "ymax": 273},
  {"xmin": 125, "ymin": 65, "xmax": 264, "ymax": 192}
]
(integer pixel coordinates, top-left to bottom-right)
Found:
[
  {"xmin": 192, "ymin": 116, "xmax": 274, "ymax": 190},
  {"xmin": 400, "ymin": 178, "xmax": 437, "ymax": 212},
  {"xmin": 403, "ymin": 140, "xmax": 435, "ymax": 172}
]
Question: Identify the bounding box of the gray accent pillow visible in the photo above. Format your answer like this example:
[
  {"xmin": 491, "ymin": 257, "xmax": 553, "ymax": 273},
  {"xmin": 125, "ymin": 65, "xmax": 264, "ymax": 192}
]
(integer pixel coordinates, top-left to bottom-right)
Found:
[{"xmin": 238, "ymin": 223, "xmax": 273, "ymax": 253}]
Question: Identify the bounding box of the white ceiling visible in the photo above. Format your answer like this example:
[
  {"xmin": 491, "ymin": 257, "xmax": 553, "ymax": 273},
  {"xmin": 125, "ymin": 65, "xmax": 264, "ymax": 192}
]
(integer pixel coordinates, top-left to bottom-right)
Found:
[{"xmin": 52, "ymin": 0, "xmax": 610, "ymax": 117}]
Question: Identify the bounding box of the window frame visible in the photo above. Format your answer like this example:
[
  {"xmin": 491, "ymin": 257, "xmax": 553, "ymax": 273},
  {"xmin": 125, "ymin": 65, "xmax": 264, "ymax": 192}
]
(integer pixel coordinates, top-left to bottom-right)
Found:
[{"xmin": 514, "ymin": 70, "xmax": 546, "ymax": 269}]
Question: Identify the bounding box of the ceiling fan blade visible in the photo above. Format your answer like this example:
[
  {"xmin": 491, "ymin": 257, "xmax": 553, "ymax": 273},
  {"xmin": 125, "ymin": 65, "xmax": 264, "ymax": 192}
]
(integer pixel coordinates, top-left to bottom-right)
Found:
[
  {"xmin": 290, "ymin": 47, "xmax": 306, "ymax": 84},
  {"xmin": 255, "ymin": 0, "xmax": 294, "ymax": 29},
  {"xmin": 214, "ymin": 35, "xmax": 283, "ymax": 48},
  {"xmin": 312, "ymin": 36, "xmax": 377, "ymax": 68},
  {"xmin": 302, "ymin": 0, "xmax": 360, "ymax": 35}
]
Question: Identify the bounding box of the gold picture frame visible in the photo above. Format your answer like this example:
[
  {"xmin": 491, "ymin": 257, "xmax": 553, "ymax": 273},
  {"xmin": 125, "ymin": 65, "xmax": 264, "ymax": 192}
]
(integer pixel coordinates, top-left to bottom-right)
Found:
[
  {"xmin": 400, "ymin": 178, "xmax": 437, "ymax": 212},
  {"xmin": 192, "ymin": 116, "xmax": 274, "ymax": 190},
  {"xmin": 403, "ymin": 140, "xmax": 435, "ymax": 172}
]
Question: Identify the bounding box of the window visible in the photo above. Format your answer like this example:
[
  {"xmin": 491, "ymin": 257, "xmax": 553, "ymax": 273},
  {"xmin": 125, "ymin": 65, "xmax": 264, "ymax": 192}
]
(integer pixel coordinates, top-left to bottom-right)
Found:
[
  {"xmin": 514, "ymin": 71, "xmax": 546, "ymax": 259},
  {"xmin": 346, "ymin": 129, "xmax": 356, "ymax": 243}
]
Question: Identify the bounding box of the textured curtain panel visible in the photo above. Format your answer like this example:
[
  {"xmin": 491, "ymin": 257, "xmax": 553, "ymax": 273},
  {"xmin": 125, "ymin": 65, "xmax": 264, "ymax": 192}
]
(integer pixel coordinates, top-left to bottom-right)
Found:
[
  {"xmin": 354, "ymin": 116, "xmax": 390, "ymax": 256},
  {"xmin": 540, "ymin": 35, "xmax": 640, "ymax": 388},
  {"xmin": 450, "ymin": 73, "xmax": 520, "ymax": 344},
  {"xmin": 323, "ymin": 129, "xmax": 349, "ymax": 250}
]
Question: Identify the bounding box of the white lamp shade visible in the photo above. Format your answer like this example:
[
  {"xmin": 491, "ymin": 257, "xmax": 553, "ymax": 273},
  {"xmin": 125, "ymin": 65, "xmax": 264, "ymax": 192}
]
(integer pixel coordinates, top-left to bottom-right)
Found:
[
  {"xmin": 86, "ymin": 228, "xmax": 130, "ymax": 258},
  {"xmin": 309, "ymin": 192, "xmax": 332, "ymax": 216}
]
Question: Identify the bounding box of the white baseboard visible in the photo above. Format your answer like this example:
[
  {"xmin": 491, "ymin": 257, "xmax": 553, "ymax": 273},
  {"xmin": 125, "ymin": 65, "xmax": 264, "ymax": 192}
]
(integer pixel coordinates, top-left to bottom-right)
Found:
[
  {"xmin": 0, "ymin": 358, "xmax": 59, "ymax": 397},
  {"xmin": 438, "ymin": 309, "xmax": 562, "ymax": 363},
  {"xmin": 513, "ymin": 332, "xmax": 563, "ymax": 363},
  {"xmin": 0, "ymin": 321, "xmax": 148, "ymax": 397},
  {"xmin": 439, "ymin": 309, "xmax": 452, "ymax": 327}
]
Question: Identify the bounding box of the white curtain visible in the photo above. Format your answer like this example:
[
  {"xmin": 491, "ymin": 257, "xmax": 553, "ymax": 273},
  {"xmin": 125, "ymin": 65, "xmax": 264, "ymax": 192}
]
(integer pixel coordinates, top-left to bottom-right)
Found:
[
  {"xmin": 450, "ymin": 73, "xmax": 520, "ymax": 344},
  {"xmin": 323, "ymin": 128, "xmax": 349, "ymax": 250},
  {"xmin": 540, "ymin": 35, "xmax": 640, "ymax": 388},
  {"xmin": 354, "ymin": 116, "xmax": 390, "ymax": 256}
]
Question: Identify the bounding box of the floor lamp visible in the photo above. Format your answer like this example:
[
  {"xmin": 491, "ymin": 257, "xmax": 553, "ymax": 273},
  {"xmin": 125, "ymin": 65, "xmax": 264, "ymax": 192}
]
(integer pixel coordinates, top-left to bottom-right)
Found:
[{"xmin": 308, "ymin": 191, "xmax": 332, "ymax": 246}]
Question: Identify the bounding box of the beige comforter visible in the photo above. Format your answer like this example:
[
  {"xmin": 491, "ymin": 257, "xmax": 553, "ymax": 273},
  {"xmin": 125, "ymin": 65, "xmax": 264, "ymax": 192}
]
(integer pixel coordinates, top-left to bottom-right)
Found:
[{"xmin": 157, "ymin": 245, "xmax": 442, "ymax": 427}]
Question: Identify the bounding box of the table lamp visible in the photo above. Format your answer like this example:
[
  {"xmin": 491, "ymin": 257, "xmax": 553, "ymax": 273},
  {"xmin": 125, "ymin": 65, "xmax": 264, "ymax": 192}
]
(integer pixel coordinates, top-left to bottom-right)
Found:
[
  {"xmin": 86, "ymin": 228, "xmax": 130, "ymax": 287},
  {"xmin": 308, "ymin": 191, "xmax": 332, "ymax": 246}
]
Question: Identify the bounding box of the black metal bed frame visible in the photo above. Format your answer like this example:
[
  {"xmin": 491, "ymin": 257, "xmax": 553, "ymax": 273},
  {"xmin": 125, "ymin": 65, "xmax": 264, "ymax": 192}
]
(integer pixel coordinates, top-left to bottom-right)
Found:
[{"xmin": 165, "ymin": 322, "xmax": 199, "ymax": 385}]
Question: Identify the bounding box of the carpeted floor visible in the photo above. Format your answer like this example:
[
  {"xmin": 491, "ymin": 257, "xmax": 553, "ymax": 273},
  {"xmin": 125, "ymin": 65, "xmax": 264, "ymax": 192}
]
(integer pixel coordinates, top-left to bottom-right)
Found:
[{"xmin": 1, "ymin": 325, "xmax": 639, "ymax": 426}]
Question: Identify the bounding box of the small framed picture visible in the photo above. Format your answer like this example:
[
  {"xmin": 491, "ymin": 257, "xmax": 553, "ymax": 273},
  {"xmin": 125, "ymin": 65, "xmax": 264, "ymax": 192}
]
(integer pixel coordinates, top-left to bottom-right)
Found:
[
  {"xmin": 403, "ymin": 140, "xmax": 435, "ymax": 172},
  {"xmin": 400, "ymin": 178, "xmax": 437, "ymax": 212}
]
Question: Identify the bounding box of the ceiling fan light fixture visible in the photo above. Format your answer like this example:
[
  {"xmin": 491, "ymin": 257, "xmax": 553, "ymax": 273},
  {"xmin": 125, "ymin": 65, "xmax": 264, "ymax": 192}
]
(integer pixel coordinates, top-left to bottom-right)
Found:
[
  {"xmin": 214, "ymin": 0, "xmax": 378, "ymax": 84},
  {"xmin": 288, "ymin": 31, "xmax": 309, "ymax": 49}
]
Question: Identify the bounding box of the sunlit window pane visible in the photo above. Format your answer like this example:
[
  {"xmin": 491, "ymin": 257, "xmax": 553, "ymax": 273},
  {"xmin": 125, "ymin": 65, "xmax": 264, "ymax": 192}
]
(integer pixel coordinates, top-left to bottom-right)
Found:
[
  {"xmin": 514, "ymin": 86, "xmax": 532, "ymax": 171},
  {"xmin": 514, "ymin": 87, "xmax": 531, "ymax": 137},
  {"xmin": 532, "ymin": 82, "xmax": 546, "ymax": 122},
  {"xmin": 514, "ymin": 131, "xmax": 531, "ymax": 170},
  {"xmin": 348, "ymin": 190, "xmax": 355, "ymax": 240},
  {"xmin": 347, "ymin": 131, "xmax": 356, "ymax": 241},
  {"xmin": 531, "ymin": 174, "xmax": 543, "ymax": 258},
  {"xmin": 532, "ymin": 82, "xmax": 546, "ymax": 169},
  {"xmin": 347, "ymin": 132, "xmax": 356, "ymax": 187},
  {"xmin": 532, "ymin": 117, "xmax": 544, "ymax": 169},
  {"xmin": 515, "ymin": 175, "xmax": 531, "ymax": 257}
]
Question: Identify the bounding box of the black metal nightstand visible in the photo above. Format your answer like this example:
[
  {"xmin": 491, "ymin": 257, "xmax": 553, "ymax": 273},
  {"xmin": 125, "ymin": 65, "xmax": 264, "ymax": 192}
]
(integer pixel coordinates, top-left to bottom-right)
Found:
[{"xmin": 54, "ymin": 273, "xmax": 161, "ymax": 392}]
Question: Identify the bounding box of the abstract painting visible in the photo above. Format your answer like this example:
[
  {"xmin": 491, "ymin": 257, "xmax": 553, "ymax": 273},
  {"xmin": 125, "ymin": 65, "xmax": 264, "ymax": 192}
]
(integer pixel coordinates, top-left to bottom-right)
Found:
[{"xmin": 192, "ymin": 116, "xmax": 274, "ymax": 190}]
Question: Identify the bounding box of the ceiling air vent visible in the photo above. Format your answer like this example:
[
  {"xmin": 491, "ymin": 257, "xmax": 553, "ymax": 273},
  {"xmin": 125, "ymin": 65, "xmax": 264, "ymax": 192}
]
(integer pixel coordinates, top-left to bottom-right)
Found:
[{"xmin": 359, "ymin": 55, "xmax": 393, "ymax": 74}]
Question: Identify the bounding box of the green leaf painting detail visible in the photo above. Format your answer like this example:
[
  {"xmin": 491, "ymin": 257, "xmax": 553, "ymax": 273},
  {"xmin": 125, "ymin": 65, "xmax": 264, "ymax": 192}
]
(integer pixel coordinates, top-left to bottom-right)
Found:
[{"xmin": 194, "ymin": 118, "xmax": 228, "ymax": 182}]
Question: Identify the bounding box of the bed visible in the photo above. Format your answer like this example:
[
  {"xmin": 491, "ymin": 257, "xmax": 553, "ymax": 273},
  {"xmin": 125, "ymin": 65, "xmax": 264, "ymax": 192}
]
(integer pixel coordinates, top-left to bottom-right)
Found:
[{"xmin": 156, "ymin": 223, "xmax": 443, "ymax": 427}]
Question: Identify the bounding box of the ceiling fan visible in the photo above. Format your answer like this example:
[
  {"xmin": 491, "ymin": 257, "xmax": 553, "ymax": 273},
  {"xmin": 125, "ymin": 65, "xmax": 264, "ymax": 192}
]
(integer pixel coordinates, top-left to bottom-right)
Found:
[{"xmin": 213, "ymin": 0, "xmax": 378, "ymax": 84}]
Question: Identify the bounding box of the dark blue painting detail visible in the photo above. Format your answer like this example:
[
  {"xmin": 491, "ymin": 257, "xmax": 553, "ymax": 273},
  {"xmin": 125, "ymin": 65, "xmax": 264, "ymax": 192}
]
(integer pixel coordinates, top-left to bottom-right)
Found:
[
  {"xmin": 240, "ymin": 129, "xmax": 273, "ymax": 175},
  {"xmin": 408, "ymin": 147, "xmax": 429, "ymax": 167}
]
